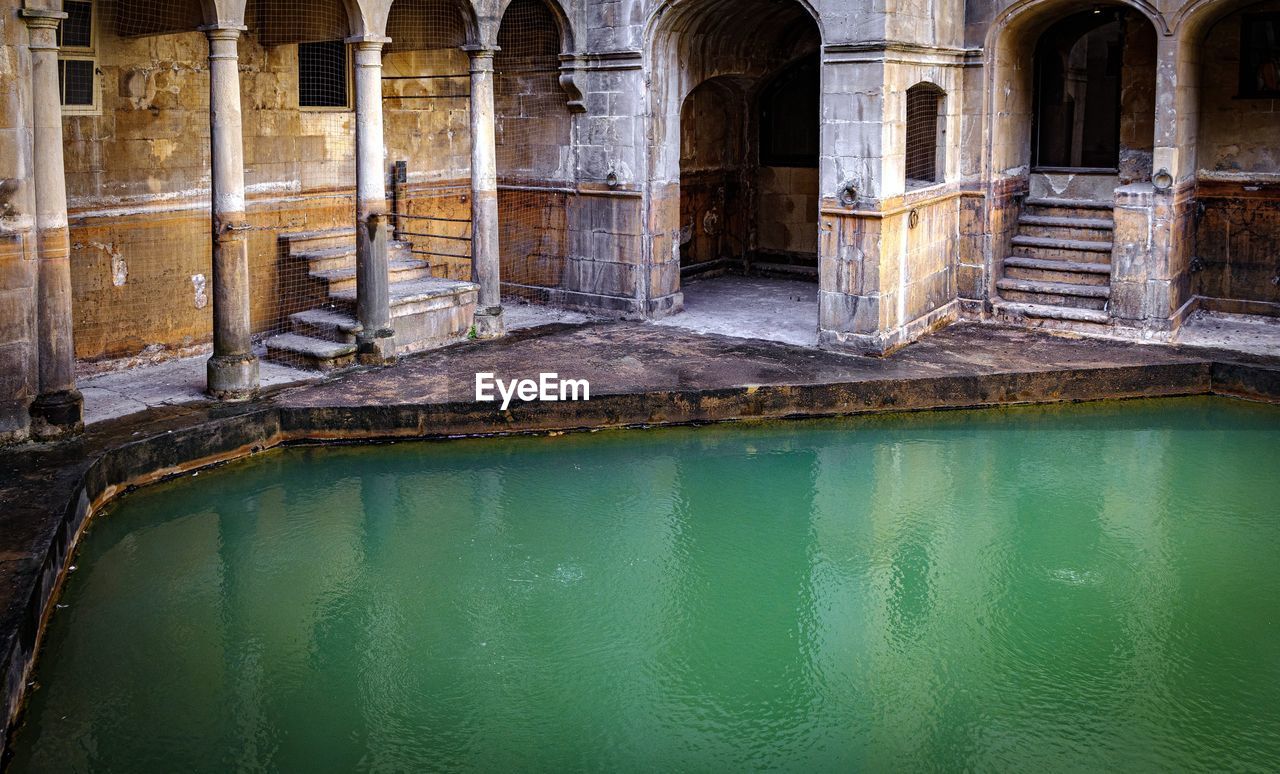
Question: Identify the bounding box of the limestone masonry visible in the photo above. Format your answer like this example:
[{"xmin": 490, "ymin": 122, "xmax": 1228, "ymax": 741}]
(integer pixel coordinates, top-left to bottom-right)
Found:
[{"xmin": 1, "ymin": 0, "xmax": 1278, "ymax": 445}]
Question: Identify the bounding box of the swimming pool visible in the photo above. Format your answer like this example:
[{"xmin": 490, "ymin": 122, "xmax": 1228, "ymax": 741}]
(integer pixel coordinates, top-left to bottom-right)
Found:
[{"xmin": 10, "ymin": 397, "xmax": 1280, "ymax": 771}]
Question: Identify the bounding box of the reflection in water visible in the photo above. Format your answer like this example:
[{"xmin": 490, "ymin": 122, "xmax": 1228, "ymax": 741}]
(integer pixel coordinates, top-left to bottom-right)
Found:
[{"xmin": 11, "ymin": 398, "xmax": 1280, "ymax": 772}]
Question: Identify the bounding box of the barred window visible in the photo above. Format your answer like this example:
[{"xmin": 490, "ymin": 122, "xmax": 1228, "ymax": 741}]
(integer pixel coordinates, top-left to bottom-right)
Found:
[
  {"xmin": 57, "ymin": 0, "xmax": 98, "ymax": 112},
  {"xmin": 298, "ymin": 41, "xmax": 349, "ymax": 109},
  {"xmin": 905, "ymin": 83, "xmax": 945, "ymax": 187}
]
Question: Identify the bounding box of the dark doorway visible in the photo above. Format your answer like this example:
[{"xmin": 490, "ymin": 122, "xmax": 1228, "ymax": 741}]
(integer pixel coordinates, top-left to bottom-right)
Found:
[
  {"xmin": 1032, "ymin": 11, "xmax": 1124, "ymax": 170},
  {"xmin": 678, "ymin": 54, "xmax": 820, "ymax": 277}
]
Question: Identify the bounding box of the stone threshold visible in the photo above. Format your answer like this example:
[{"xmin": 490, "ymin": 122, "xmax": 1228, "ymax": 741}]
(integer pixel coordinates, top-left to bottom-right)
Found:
[{"xmin": 2, "ymin": 321, "xmax": 1279, "ymax": 761}]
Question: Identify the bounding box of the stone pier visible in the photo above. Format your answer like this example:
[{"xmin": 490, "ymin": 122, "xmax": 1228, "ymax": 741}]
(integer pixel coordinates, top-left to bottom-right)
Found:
[
  {"xmin": 351, "ymin": 35, "xmax": 396, "ymax": 363},
  {"xmin": 466, "ymin": 45, "xmax": 505, "ymax": 339},
  {"xmin": 21, "ymin": 8, "xmax": 82, "ymax": 438},
  {"xmin": 203, "ymin": 25, "xmax": 259, "ymax": 400}
]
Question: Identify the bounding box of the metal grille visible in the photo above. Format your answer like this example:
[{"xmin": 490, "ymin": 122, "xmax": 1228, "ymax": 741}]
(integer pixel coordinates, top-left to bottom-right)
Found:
[
  {"xmin": 384, "ymin": 0, "xmax": 474, "ymax": 282},
  {"xmin": 64, "ymin": 0, "xmax": 365, "ymax": 372},
  {"xmin": 495, "ymin": 0, "xmax": 573, "ymax": 302},
  {"xmin": 905, "ymin": 83, "xmax": 943, "ymax": 186}
]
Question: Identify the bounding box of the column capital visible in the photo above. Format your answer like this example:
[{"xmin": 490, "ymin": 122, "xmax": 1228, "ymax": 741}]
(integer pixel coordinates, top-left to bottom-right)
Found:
[
  {"xmin": 19, "ymin": 8, "xmax": 68, "ymax": 28},
  {"xmin": 464, "ymin": 46, "xmax": 500, "ymax": 74},
  {"xmin": 346, "ymin": 34, "xmax": 390, "ymax": 49},
  {"xmin": 20, "ymin": 8, "xmax": 66, "ymax": 49},
  {"xmin": 199, "ymin": 23, "xmax": 247, "ymax": 40}
]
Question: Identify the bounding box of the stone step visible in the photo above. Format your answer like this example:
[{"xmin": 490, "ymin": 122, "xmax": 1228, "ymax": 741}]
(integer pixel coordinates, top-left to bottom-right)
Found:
[
  {"xmin": 1010, "ymin": 235, "xmax": 1113, "ymax": 253},
  {"xmin": 297, "ymin": 241, "xmax": 413, "ymax": 274},
  {"xmin": 281, "ymin": 227, "xmax": 357, "ymax": 258},
  {"xmin": 296, "ymin": 245, "xmax": 356, "ymax": 273},
  {"xmin": 1017, "ymin": 214, "xmax": 1114, "ymax": 241},
  {"xmin": 997, "ymin": 277, "xmax": 1110, "ymax": 311},
  {"xmin": 264, "ymin": 332, "xmax": 358, "ymax": 372},
  {"xmin": 996, "ymin": 301, "xmax": 1111, "ymax": 325},
  {"xmin": 331, "ymin": 277, "xmax": 480, "ymax": 317},
  {"xmin": 1003, "ymin": 255, "xmax": 1111, "ymax": 286},
  {"xmin": 289, "ymin": 307, "xmax": 361, "ymax": 344},
  {"xmin": 997, "ymin": 277, "xmax": 1110, "ymax": 298},
  {"xmin": 1010, "ymin": 234, "xmax": 1113, "ymax": 263},
  {"xmin": 311, "ymin": 258, "xmax": 432, "ymax": 295},
  {"xmin": 1019, "ymin": 215, "xmax": 1114, "ymax": 230},
  {"xmin": 1024, "ymin": 197, "xmax": 1114, "ymax": 220}
]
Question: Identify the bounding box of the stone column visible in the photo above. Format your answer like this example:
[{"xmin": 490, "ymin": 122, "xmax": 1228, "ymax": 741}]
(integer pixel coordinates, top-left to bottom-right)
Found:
[
  {"xmin": 21, "ymin": 9, "xmax": 83, "ymax": 439},
  {"xmin": 203, "ymin": 25, "xmax": 259, "ymax": 399},
  {"xmin": 464, "ymin": 46, "xmax": 505, "ymax": 339},
  {"xmin": 350, "ymin": 35, "xmax": 395, "ymax": 363}
]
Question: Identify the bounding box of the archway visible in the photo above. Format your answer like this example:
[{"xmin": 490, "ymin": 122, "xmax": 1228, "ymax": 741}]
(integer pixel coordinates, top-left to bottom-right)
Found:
[
  {"xmin": 1186, "ymin": 0, "xmax": 1280, "ymax": 315},
  {"xmin": 1030, "ymin": 8, "xmax": 1157, "ymax": 194},
  {"xmin": 985, "ymin": 3, "xmax": 1159, "ymax": 327},
  {"xmin": 493, "ymin": 0, "xmax": 575, "ymax": 303},
  {"xmin": 650, "ymin": 0, "xmax": 822, "ymax": 344}
]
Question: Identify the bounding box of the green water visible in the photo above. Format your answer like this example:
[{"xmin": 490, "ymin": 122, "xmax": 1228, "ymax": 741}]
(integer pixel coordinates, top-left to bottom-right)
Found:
[{"xmin": 10, "ymin": 397, "xmax": 1280, "ymax": 772}]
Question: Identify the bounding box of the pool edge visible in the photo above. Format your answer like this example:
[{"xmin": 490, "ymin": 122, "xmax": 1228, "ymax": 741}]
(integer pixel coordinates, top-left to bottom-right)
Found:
[{"xmin": 3, "ymin": 357, "xmax": 1279, "ymax": 766}]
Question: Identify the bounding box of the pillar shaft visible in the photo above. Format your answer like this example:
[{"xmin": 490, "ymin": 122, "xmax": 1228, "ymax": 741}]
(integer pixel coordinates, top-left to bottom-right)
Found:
[
  {"xmin": 466, "ymin": 47, "xmax": 505, "ymax": 339},
  {"xmin": 350, "ymin": 37, "xmax": 395, "ymax": 362},
  {"xmin": 21, "ymin": 9, "xmax": 83, "ymax": 438},
  {"xmin": 204, "ymin": 26, "xmax": 259, "ymax": 399}
]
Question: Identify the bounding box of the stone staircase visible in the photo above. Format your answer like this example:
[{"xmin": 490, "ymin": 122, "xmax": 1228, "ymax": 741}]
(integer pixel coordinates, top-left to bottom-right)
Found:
[
  {"xmin": 265, "ymin": 228, "xmax": 478, "ymax": 371},
  {"xmin": 995, "ymin": 198, "xmax": 1115, "ymax": 327}
]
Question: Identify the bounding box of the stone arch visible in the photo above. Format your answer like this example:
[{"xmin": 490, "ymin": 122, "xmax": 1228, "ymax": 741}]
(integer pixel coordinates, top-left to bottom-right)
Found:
[
  {"xmin": 982, "ymin": 0, "xmax": 1164, "ymax": 182},
  {"xmin": 646, "ymin": 0, "xmax": 824, "ymax": 313},
  {"xmin": 496, "ymin": 0, "xmax": 575, "ymax": 53},
  {"xmin": 1173, "ymin": 0, "xmax": 1280, "ymax": 314},
  {"xmin": 372, "ymin": 0, "xmax": 480, "ymax": 45},
  {"xmin": 1172, "ymin": 0, "xmax": 1265, "ymax": 40}
]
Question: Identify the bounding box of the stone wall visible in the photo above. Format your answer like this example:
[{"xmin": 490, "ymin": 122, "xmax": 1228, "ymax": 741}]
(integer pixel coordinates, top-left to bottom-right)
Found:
[
  {"xmin": 757, "ymin": 166, "xmax": 818, "ymax": 261},
  {"xmin": 1194, "ymin": 180, "xmax": 1280, "ymax": 314}
]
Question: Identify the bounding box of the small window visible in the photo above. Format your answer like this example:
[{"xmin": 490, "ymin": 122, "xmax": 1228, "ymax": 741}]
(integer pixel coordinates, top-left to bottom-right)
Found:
[
  {"xmin": 298, "ymin": 41, "xmax": 350, "ymax": 109},
  {"xmin": 57, "ymin": 0, "xmax": 98, "ymax": 112},
  {"xmin": 905, "ymin": 83, "xmax": 944, "ymax": 187}
]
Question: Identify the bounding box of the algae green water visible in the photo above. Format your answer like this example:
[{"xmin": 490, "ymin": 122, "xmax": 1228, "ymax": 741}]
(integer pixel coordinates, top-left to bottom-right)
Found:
[{"xmin": 10, "ymin": 397, "xmax": 1280, "ymax": 772}]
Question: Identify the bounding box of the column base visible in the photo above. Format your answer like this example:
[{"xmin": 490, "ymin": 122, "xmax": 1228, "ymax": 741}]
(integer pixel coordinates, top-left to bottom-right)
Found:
[
  {"xmin": 30, "ymin": 389, "xmax": 84, "ymax": 440},
  {"xmin": 473, "ymin": 307, "xmax": 506, "ymax": 340},
  {"xmin": 207, "ymin": 353, "xmax": 260, "ymax": 401},
  {"xmin": 358, "ymin": 330, "xmax": 398, "ymax": 366}
]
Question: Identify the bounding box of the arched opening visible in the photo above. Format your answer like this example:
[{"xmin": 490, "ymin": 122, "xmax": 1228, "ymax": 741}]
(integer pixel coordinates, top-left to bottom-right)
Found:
[
  {"xmin": 678, "ymin": 77, "xmax": 748, "ymax": 271},
  {"xmin": 1189, "ymin": 0, "xmax": 1280, "ymax": 316},
  {"xmin": 651, "ymin": 0, "xmax": 822, "ymax": 345},
  {"xmin": 61, "ymin": 0, "xmax": 218, "ymax": 364},
  {"xmin": 382, "ymin": 0, "xmax": 476, "ymax": 283},
  {"xmin": 494, "ymin": 0, "xmax": 575, "ymax": 303},
  {"xmin": 984, "ymin": 4, "xmax": 1160, "ymax": 327},
  {"xmin": 1030, "ymin": 8, "xmax": 1156, "ymax": 189}
]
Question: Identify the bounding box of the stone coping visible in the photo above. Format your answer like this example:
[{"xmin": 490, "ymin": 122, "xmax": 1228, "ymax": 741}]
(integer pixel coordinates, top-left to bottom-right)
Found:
[{"xmin": 2, "ymin": 320, "xmax": 1279, "ymax": 763}]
